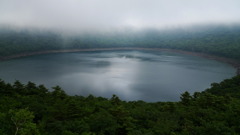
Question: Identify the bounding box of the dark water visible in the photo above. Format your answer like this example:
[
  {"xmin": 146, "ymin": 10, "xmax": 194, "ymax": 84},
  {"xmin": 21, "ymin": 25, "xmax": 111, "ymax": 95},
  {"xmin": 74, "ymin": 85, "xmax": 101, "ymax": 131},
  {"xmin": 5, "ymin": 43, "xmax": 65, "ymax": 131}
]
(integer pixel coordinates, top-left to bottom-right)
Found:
[{"xmin": 0, "ymin": 50, "xmax": 236, "ymax": 102}]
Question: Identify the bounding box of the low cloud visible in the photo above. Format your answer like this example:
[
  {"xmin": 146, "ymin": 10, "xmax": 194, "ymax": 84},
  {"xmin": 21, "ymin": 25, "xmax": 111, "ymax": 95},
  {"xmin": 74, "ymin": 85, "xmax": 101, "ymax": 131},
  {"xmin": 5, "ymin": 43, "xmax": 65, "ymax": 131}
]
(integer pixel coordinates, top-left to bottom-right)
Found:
[{"xmin": 1, "ymin": 0, "xmax": 240, "ymax": 32}]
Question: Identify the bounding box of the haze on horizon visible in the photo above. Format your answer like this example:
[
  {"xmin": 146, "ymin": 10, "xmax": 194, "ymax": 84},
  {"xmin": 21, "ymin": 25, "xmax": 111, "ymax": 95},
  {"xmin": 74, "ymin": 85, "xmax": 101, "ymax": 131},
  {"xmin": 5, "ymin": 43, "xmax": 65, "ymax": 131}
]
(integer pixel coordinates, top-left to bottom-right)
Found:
[{"xmin": 1, "ymin": 0, "xmax": 240, "ymax": 33}]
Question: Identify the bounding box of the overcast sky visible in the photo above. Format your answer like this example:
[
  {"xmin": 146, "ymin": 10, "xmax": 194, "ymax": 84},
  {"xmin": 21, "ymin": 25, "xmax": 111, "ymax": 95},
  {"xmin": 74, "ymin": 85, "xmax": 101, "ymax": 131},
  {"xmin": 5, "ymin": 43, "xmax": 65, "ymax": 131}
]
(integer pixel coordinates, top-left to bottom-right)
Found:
[{"xmin": 0, "ymin": 0, "xmax": 240, "ymax": 32}]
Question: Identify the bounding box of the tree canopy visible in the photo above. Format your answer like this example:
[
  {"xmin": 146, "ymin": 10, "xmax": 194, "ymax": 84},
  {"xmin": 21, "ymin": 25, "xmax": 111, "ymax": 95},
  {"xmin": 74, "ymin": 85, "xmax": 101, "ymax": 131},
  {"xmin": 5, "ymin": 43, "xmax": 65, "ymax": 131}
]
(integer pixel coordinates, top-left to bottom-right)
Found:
[{"xmin": 0, "ymin": 76, "xmax": 240, "ymax": 134}]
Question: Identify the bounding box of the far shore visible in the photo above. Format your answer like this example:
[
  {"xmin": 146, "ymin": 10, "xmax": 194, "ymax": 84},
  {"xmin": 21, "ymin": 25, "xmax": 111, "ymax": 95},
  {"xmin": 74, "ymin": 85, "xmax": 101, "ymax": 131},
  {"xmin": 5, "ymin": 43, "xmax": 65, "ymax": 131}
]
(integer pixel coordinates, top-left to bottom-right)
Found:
[{"xmin": 0, "ymin": 47, "xmax": 240, "ymax": 75}]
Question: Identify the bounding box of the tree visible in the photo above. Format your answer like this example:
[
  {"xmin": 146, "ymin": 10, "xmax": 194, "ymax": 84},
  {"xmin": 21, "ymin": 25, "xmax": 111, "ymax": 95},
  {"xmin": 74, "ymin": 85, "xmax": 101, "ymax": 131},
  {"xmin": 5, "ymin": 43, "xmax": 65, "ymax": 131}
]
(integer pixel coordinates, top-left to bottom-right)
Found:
[
  {"xmin": 180, "ymin": 91, "xmax": 192, "ymax": 105},
  {"xmin": 51, "ymin": 86, "xmax": 67, "ymax": 99},
  {"xmin": 9, "ymin": 108, "xmax": 39, "ymax": 135}
]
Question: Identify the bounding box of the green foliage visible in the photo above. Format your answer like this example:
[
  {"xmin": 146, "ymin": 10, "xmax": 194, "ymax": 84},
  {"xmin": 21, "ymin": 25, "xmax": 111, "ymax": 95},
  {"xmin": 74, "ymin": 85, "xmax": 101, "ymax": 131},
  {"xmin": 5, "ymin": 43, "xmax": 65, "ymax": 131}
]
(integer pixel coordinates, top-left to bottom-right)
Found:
[
  {"xmin": 180, "ymin": 91, "xmax": 192, "ymax": 105},
  {"xmin": 0, "ymin": 76, "xmax": 240, "ymax": 134},
  {"xmin": 9, "ymin": 108, "xmax": 40, "ymax": 135},
  {"xmin": 1, "ymin": 24, "xmax": 240, "ymax": 134},
  {"xmin": 206, "ymin": 75, "xmax": 240, "ymax": 98}
]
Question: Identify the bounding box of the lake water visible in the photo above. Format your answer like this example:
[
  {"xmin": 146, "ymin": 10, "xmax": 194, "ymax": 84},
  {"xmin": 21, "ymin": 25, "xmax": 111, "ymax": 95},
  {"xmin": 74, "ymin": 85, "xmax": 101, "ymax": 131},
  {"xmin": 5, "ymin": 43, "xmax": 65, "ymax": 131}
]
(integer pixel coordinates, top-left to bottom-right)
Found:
[{"xmin": 0, "ymin": 50, "xmax": 236, "ymax": 102}]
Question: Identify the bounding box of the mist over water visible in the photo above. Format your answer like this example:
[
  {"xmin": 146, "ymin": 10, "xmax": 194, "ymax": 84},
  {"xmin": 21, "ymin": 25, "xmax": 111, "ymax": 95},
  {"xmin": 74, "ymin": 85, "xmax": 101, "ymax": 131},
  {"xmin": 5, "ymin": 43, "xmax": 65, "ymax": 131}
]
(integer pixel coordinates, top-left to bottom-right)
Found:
[
  {"xmin": 0, "ymin": 1, "xmax": 239, "ymax": 103},
  {"xmin": 0, "ymin": 51, "xmax": 236, "ymax": 102}
]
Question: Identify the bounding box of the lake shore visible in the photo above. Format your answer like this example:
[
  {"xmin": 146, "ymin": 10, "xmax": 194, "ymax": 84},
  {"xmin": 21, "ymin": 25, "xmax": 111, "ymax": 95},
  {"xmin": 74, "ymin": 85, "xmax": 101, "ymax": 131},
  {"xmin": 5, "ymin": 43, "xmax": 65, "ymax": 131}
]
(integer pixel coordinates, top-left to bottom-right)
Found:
[{"xmin": 0, "ymin": 47, "xmax": 240, "ymax": 75}]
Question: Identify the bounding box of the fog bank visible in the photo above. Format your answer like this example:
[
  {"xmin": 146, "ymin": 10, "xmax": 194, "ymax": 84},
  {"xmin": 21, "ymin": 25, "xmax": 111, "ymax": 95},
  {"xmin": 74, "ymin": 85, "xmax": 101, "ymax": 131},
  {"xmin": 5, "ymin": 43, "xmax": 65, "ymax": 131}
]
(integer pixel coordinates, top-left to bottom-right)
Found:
[{"xmin": 1, "ymin": 0, "xmax": 240, "ymax": 33}]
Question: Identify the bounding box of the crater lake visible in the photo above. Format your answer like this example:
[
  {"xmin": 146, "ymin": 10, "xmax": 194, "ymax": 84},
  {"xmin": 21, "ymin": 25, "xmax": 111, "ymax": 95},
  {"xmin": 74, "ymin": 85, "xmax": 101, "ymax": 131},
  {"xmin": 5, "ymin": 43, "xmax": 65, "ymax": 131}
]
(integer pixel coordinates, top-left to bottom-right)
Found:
[{"xmin": 0, "ymin": 50, "xmax": 236, "ymax": 102}]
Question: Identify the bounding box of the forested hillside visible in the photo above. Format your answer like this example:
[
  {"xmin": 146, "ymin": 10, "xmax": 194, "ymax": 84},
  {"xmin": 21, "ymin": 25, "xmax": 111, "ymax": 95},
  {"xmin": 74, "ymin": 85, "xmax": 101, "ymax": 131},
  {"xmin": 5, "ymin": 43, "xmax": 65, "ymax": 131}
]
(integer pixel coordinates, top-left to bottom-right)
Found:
[
  {"xmin": 1, "ymin": 25, "xmax": 240, "ymax": 60},
  {"xmin": 0, "ymin": 76, "xmax": 240, "ymax": 135},
  {"xmin": 1, "ymin": 24, "xmax": 240, "ymax": 134},
  {"xmin": 1, "ymin": 0, "xmax": 240, "ymax": 134}
]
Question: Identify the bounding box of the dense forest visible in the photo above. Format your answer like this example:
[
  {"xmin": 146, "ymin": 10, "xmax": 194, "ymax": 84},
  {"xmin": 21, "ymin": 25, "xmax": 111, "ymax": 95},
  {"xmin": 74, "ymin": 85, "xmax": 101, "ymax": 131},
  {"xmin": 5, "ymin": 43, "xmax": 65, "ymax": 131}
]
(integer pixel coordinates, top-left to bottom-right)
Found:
[
  {"xmin": 1, "ymin": 25, "xmax": 240, "ymax": 60},
  {"xmin": 0, "ymin": 75, "xmax": 239, "ymax": 135},
  {"xmin": 1, "ymin": 24, "xmax": 240, "ymax": 134}
]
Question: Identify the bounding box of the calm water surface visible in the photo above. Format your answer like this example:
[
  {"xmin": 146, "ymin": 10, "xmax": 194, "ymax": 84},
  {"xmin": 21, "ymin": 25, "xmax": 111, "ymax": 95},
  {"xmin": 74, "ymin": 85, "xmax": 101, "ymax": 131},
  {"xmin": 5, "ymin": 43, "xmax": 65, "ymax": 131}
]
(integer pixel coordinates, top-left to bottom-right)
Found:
[{"xmin": 0, "ymin": 51, "xmax": 236, "ymax": 102}]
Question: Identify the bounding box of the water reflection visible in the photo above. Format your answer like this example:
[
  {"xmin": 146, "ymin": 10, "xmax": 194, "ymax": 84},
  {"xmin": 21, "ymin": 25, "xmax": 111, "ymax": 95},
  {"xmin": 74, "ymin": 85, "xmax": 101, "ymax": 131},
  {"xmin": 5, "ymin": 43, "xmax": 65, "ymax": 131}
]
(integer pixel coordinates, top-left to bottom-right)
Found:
[{"xmin": 0, "ymin": 50, "xmax": 236, "ymax": 102}]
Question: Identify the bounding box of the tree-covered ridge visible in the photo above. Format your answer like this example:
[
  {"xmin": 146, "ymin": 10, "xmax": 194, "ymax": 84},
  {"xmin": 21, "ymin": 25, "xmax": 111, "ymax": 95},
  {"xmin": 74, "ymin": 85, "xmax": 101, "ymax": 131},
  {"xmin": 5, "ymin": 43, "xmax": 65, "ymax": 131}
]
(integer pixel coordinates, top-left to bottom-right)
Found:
[
  {"xmin": 0, "ymin": 75, "xmax": 240, "ymax": 135},
  {"xmin": 0, "ymin": 25, "xmax": 240, "ymax": 60}
]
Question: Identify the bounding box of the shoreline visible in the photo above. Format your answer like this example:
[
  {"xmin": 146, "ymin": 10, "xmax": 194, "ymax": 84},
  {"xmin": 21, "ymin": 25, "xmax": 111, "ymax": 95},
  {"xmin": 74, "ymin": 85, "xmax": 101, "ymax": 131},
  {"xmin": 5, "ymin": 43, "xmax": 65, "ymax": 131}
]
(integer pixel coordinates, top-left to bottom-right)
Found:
[{"xmin": 0, "ymin": 47, "xmax": 240, "ymax": 75}]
